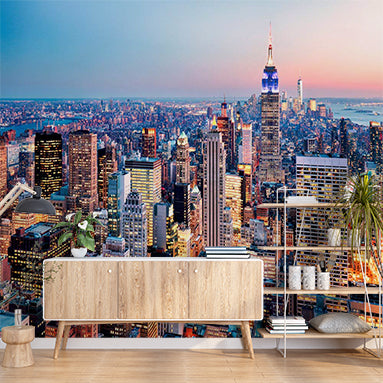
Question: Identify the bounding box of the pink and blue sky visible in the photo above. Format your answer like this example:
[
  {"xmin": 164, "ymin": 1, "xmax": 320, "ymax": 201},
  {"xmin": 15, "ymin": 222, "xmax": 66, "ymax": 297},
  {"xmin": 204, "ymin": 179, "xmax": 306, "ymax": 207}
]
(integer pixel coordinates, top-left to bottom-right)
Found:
[{"xmin": 1, "ymin": 0, "xmax": 382, "ymax": 99}]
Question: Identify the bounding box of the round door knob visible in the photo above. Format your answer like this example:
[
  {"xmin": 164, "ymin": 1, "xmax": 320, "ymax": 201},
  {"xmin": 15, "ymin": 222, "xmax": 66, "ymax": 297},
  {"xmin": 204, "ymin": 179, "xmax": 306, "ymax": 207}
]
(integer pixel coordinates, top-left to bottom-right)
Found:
[
  {"xmin": 194, "ymin": 269, "xmax": 198, "ymax": 273},
  {"xmin": 178, "ymin": 269, "xmax": 182, "ymax": 273},
  {"xmin": 108, "ymin": 269, "xmax": 112, "ymax": 273}
]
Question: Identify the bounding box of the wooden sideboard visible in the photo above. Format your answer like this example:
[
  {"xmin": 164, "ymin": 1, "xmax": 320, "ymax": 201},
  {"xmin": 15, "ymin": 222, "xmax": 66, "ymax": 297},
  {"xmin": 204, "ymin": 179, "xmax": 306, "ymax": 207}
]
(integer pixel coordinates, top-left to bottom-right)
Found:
[{"xmin": 43, "ymin": 258, "xmax": 263, "ymax": 359}]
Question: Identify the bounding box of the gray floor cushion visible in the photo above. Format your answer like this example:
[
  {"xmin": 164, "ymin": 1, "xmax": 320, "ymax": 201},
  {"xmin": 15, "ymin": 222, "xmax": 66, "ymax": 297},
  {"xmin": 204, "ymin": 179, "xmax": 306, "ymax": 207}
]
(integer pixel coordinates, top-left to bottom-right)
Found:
[{"xmin": 309, "ymin": 313, "xmax": 371, "ymax": 333}]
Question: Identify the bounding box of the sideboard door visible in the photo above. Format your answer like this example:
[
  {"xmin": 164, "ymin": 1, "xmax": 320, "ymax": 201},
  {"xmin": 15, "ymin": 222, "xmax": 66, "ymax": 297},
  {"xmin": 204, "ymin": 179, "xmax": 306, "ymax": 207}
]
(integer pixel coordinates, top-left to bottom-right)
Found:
[
  {"xmin": 188, "ymin": 260, "xmax": 263, "ymax": 320},
  {"xmin": 118, "ymin": 261, "xmax": 188, "ymax": 320},
  {"xmin": 44, "ymin": 260, "xmax": 118, "ymax": 320}
]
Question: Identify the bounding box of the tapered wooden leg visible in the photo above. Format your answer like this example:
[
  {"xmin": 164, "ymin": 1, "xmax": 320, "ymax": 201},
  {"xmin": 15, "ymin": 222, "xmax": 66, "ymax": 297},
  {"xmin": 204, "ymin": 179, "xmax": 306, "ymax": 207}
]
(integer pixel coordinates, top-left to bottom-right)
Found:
[
  {"xmin": 53, "ymin": 321, "xmax": 65, "ymax": 359},
  {"xmin": 241, "ymin": 321, "xmax": 254, "ymax": 359},
  {"xmin": 240, "ymin": 323, "xmax": 248, "ymax": 350},
  {"xmin": 62, "ymin": 325, "xmax": 71, "ymax": 350}
]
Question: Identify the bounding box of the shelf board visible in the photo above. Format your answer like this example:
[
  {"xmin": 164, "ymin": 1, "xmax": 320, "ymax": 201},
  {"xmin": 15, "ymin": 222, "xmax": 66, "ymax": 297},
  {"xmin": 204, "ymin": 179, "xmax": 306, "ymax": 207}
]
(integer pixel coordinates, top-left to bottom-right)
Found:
[
  {"xmin": 257, "ymin": 203, "xmax": 336, "ymax": 208},
  {"xmin": 258, "ymin": 246, "xmax": 357, "ymax": 251},
  {"xmin": 264, "ymin": 287, "xmax": 381, "ymax": 295},
  {"xmin": 258, "ymin": 327, "xmax": 377, "ymax": 339}
]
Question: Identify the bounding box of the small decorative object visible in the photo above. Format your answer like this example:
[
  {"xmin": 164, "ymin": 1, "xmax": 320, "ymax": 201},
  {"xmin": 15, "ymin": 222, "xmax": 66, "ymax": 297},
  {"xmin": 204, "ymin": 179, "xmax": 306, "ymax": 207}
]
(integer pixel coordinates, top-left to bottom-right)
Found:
[
  {"xmin": 317, "ymin": 271, "xmax": 330, "ymax": 290},
  {"xmin": 14, "ymin": 309, "xmax": 22, "ymax": 326},
  {"xmin": 302, "ymin": 266, "xmax": 315, "ymax": 290},
  {"xmin": 347, "ymin": 229, "xmax": 361, "ymax": 247},
  {"xmin": 54, "ymin": 211, "xmax": 103, "ymax": 257},
  {"xmin": 288, "ymin": 265, "xmax": 301, "ymax": 290},
  {"xmin": 327, "ymin": 228, "xmax": 341, "ymax": 247}
]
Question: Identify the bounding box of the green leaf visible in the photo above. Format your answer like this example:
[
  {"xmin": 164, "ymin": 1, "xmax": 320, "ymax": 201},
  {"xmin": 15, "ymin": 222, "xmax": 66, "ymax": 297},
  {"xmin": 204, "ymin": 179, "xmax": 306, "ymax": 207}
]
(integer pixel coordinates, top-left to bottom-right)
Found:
[
  {"xmin": 85, "ymin": 224, "xmax": 94, "ymax": 232},
  {"xmin": 54, "ymin": 221, "xmax": 72, "ymax": 229},
  {"xmin": 58, "ymin": 232, "xmax": 73, "ymax": 246},
  {"xmin": 74, "ymin": 211, "xmax": 82, "ymax": 225}
]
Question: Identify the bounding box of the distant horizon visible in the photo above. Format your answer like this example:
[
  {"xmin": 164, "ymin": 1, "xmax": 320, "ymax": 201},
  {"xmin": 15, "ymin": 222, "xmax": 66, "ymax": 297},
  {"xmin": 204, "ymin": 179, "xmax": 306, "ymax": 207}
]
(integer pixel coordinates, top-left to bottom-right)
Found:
[{"xmin": 1, "ymin": 1, "xmax": 382, "ymax": 99}]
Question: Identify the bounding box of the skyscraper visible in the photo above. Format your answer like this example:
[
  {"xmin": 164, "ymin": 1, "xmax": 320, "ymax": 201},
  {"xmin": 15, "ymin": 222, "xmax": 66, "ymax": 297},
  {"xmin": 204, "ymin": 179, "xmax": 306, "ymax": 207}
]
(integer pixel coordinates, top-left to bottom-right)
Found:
[
  {"xmin": 68, "ymin": 130, "xmax": 98, "ymax": 213},
  {"xmin": 222, "ymin": 207, "xmax": 233, "ymax": 247},
  {"xmin": 225, "ymin": 173, "xmax": 243, "ymax": 231},
  {"xmin": 8, "ymin": 223, "xmax": 70, "ymax": 297},
  {"xmin": 370, "ymin": 121, "xmax": 383, "ymax": 172},
  {"xmin": 176, "ymin": 132, "xmax": 190, "ymax": 184},
  {"xmin": 190, "ymin": 185, "xmax": 204, "ymax": 257},
  {"xmin": 174, "ymin": 183, "xmax": 190, "ymax": 226},
  {"xmin": 296, "ymin": 154, "xmax": 348, "ymax": 312},
  {"xmin": 0, "ymin": 138, "xmax": 7, "ymax": 198},
  {"xmin": 238, "ymin": 123, "xmax": 252, "ymax": 165},
  {"xmin": 107, "ymin": 171, "xmax": 131, "ymax": 237},
  {"xmin": 203, "ymin": 125, "xmax": 226, "ymax": 246},
  {"xmin": 339, "ymin": 118, "xmax": 349, "ymax": 158},
  {"xmin": 216, "ymin": 102, "xmax": 235, "ymax": 170},
  {"xmin": 259, "ymin": 28, "xmax": 282, "ymax": 183},
  {"xmin": 153, "ymin": 202, "xmax": 178, "ymax": 256},
  {"xmin": 35, "ymin": 132, "xmax": 62, "ymax": 199},
  {"xmin": 98, "ymin": 145, "xmax": 117, "ymax": 209},
  {"xmin": 297, "ymin": 77, "xmax": 303, "ymax": 107},
  {"xmin": 141, "ymin": 128, "xmax": 157, "ymax": 158},
  {"xmin": 122, "ymin": 191, "xmax": 147, "ymax": 257},
  {"xmin": 125, "ymin": 155, "xmax": 161, "ymax": 246}
]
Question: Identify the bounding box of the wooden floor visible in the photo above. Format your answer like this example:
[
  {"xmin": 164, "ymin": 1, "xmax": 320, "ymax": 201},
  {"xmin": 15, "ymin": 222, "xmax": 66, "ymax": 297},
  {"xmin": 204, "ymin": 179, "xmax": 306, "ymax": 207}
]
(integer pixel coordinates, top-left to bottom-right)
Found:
[{"xmin": 0, "ymin": 349, "xmax": 382, "ymax": 383}]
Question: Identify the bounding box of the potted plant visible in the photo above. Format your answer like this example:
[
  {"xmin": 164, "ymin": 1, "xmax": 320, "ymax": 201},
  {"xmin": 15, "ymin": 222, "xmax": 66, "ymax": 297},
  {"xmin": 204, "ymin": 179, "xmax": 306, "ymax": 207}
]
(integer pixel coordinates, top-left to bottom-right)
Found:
[
  {"xmin": 54, "ymin": 211, "xmax": 102, "ymax": 257},
  {"xmin": 332, "ymin": 173, "xmax": 383, "ymax": 280}
]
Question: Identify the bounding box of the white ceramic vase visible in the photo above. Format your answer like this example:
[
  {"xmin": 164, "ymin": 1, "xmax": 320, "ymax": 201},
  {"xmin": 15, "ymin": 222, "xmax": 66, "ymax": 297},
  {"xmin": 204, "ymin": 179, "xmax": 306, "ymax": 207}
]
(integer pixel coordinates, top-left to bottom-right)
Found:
[
  {"xmin": 317, "ymin": 271, "xmax": 330, "ymax": 290},
  {"xmin": 347, "ymin": 230, "xmax": 361, "ymax": 247},
  {"xmin": 302, "ymin": 266, "xmax": 316, "ymax": 290},
  {"xmin": 71, "ymin": 247, "xmax": 87, "ymax": 258},
  {"xmin": 288, "ymin": 265, "xmax": 301, "ymax": 290},
  {"xmin": 327, "ymin": 228, "xmax": 341, "ymax": 247}
]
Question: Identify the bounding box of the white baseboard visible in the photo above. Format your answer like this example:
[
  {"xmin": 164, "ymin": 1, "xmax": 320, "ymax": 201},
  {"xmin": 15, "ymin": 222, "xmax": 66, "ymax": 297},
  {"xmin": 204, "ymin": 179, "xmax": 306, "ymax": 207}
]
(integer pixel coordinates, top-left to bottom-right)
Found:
[{"xmin": 1, "ymin": 337, "xmax": 379, "ymax": 350}]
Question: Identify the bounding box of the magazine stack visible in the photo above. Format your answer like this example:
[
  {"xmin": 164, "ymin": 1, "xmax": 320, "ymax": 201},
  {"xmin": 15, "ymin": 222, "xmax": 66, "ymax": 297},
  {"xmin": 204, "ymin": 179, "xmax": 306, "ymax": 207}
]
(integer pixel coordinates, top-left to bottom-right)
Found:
[{"xmin": 266, "ymin": 316, "xmax": 308, "ymax": 334}]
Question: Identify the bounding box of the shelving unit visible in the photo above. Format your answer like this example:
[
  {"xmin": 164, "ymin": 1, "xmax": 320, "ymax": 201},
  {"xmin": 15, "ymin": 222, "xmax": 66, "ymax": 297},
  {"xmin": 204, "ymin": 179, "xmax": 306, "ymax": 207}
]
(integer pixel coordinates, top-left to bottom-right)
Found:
[{"xmin": 258, "ymin": 187, "xmax": 382, "ymax": 358}]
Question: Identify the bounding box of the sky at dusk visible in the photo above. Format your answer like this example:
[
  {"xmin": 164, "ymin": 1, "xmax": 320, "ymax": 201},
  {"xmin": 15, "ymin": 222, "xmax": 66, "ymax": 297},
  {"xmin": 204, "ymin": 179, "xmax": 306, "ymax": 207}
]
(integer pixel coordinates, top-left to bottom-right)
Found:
[{"xmin": 1, "ymin": 0, "xmax": 383, "ymax": 99}]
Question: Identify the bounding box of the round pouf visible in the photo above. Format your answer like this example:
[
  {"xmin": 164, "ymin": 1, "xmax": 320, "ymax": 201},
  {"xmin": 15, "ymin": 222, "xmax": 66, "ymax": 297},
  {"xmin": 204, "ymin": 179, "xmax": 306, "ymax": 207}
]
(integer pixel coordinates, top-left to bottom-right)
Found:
[{"xmin": 2, "ymin": 326, "xmax": 35, "ymax": 368}]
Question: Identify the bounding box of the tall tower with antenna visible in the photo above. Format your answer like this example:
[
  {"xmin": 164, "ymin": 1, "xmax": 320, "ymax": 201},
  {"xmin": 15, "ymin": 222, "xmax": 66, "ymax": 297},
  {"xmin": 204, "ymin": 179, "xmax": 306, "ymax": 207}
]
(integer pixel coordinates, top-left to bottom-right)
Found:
[{"xmin": 259, "ymin": 24, "xmax": 283, "ymax": 184}]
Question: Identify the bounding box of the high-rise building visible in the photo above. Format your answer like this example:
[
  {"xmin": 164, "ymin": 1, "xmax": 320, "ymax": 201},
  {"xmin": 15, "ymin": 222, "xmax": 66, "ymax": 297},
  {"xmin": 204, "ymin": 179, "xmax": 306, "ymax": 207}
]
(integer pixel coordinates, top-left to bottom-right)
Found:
[
  {"xmin": 0, "ymin": 218, "xmax": 11, "ymax": 260},
  {"xmin": 238, "ymin": 123, "xmax": 252, "ymax": 165},
  {"xmin": 238, "ymin": 163, "xmax": 252, "ymax": 209},
  {"xmin": 174, "ymin": 183, "xmax": 190, "ymax": 226},
  {"xmin": 222, "ymin": 207, "xmax": 233, "ymax": 247},
  {"xmin": 176, "ymin": 132, "xmax": 190, "ymax": 184},
  {"xmin": 125, "ymin": 156, "xmax": 161, "ymax": 246},
  {"xmin": 98, "ymin": 145, "xmax": 117, "ymax": 209},
  {"xmin": 19, "ymin": 151, "xmax": 34, "ymax": 187},
  {"xmin": 297, "ymin": 77, "xmax": 303, "ymax": 107},
  {"xmin": 259, "ymin": 28, "xmax": 283, "ymax": 183},
  {"xmin": 153, "ymin": 202, "xmax": 178, "ymax": 256},
  {"xmin": 190, "ymin": 185, "xmax": 203, "ymax": 257},
  {"xmin": 339, "ymin": 118, "xmax": 349, "ymax": 158},
  {"xmin": 68, "ymin": 130, "xmax": 98, "ymax": 213},
  {"xmin": 141, "ymin": 128, "xmax": 157, "ymax": 158},
  {"xmin": 107, "ymin": 171, "xmax": 131, "ymax": 237},
  {"xmin": 35, "ymin": 132, "xmax": 62, "ymax": 199},
  {"xmin": 295, "ymin": 155, "xmax": 348, "ymax": 312},
  {"xmin": 203, "ymin": 127, "xmax": 226, "ymax": 246},
  {"xmin": 8, "ymin": 223, "xmax": 70, "ymax": 296},
  {"xmin": 225, "ymin": 173, "xmax": 243, "ymax": 231},
  {"xmin": 308, "ymin": 99, "xmax": 317, "ymax": 112},
  {"xmin": 216, "ymin": 102, "xmax": 235, "ymax": 170},
  {"xmin": 122, "ymin": 191, "xmax": 147, "ymax": 257},
  {"xmin": 177, "ymin": 226, "xmax": 191, "ymax": 257},
  {"xmin": 370, "ymin": 121, "xmax": 383, "ymax": 172},
  {"xmin": 0, "ymin": 138, "xmax": 6, "ymax": 198}
]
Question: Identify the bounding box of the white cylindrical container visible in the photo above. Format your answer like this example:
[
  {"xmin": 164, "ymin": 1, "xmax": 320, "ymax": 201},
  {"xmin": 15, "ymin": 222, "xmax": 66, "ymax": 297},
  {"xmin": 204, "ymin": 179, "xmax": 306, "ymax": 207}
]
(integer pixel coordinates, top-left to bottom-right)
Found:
[
  {"xmin": 288, "ymin": 265, "xmax": 301, "ymax": 290},
  {"xmin": 302, "ymin": 266, "xmax": 316, "ymax": 290},
  {"xmin": 71, "ymin": 247, "xmax": 87, "ymax": 258},
  {"xmin": 14, "ymin": 309, "xmax": 22, "ymax": 326},
  {"xmin": 327, "ymin": 228, "xmax": 341, "ymax": 247},
  {"xmin": 317, "ymin": 272, "xmax": 330, "ymax": 290},
  {"xmin": 347, "ymin": 230, "xmax": 361, "ymax": 247}
]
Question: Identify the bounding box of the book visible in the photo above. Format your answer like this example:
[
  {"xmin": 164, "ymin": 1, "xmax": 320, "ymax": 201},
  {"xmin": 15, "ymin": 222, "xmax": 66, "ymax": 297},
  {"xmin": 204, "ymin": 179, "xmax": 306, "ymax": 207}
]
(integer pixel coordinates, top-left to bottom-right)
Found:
[
  {"xmin": 205, "ymin": 247, "xmax": 250, "ymax": 259},
  {"xmin": 268, "ymin": 316, "xmax": 306, "ymax": 324},
  {"xmin": 266, "ymin": 325, "xmax": 308, "ymax": 331},
  {"xmin": 266, "ymin": 328, "xmax": 306, "ymax": 334}
]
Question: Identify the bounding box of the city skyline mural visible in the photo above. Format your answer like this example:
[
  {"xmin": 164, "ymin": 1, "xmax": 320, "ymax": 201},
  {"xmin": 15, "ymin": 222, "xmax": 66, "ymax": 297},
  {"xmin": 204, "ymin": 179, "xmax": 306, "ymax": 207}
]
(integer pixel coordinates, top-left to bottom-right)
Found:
[{"xmin": 0, "ymin": 0, "xmax": 382, "ymax": 341}]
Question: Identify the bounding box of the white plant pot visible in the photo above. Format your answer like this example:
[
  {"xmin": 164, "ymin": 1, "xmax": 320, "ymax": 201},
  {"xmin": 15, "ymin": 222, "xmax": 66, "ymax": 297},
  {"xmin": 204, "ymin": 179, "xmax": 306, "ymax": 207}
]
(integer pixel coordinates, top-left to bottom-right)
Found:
[
  {"xmin": 302, "ymin": 266, "xmax": 316, "ymax": 290},
  {"xmin": 327, "ymin": 228, "xmax": 341, "ymax": 247},
  {"xmin": 288, "ymin": 265, "xmax": 301, "ymax": 290},
  {"xmin": 71, "ymin": 247, "xmax": 87, "ymax": 258},
  {"xmin": 317, "ymin": 272, "xmax": 330, "ymax": 290}
]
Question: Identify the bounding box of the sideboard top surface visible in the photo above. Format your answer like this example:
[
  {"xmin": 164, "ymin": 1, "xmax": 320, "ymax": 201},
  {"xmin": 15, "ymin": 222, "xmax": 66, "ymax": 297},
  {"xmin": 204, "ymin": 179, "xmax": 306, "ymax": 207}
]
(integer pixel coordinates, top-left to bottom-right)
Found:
[{"xmin": 44, "ymin": 257, "xmax": 263, "ymax": 263}]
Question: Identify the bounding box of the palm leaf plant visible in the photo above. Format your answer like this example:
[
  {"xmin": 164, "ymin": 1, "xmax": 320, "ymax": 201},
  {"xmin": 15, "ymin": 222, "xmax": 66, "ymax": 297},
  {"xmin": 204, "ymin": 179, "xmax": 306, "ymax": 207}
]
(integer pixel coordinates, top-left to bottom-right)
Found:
[
  {"xmin": 332, "ymin": 173, "xmax": 383, "ymax": 280},
  {"xmin": 54, "ymin": 211, "xmax": 103, "ymax": 252}
]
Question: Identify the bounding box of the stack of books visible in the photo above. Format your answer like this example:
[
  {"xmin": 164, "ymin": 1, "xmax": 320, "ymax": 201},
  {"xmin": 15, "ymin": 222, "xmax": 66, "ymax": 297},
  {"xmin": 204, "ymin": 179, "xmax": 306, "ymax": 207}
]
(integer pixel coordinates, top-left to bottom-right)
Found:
[
  {"xmin": 205, "ymin": 247, "xmax": 250, "ymax": 259},
  {"xmin": 266, "ymin": 316, "xmax": 308, "ymax": 334}
]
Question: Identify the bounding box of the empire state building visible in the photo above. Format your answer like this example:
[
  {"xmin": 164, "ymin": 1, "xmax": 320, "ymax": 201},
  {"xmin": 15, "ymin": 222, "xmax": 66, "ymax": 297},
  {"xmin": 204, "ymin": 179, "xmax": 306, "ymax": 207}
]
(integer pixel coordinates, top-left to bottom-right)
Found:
[{"xmin": 259, "ymin": 28, "xmax": 283, "ymax": 184}]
